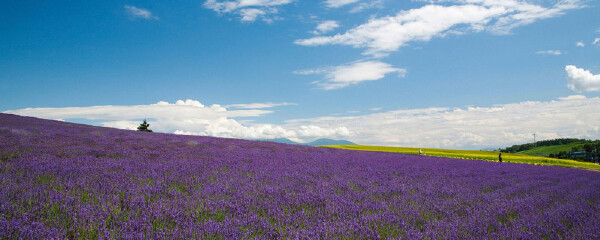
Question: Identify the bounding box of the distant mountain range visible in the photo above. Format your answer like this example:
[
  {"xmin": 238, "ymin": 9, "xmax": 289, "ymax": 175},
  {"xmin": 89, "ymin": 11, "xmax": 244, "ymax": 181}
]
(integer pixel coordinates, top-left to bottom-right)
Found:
[{"xmin": 258, "ymin": 138, "xmax": 356, "ymax": 146}]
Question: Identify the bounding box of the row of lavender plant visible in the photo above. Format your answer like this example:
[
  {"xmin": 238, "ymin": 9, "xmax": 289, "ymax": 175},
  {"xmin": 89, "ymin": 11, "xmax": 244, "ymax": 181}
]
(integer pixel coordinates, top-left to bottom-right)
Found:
[{"xmin": 1, "ymin": 113, "xmax": 599, "ymax": 239}]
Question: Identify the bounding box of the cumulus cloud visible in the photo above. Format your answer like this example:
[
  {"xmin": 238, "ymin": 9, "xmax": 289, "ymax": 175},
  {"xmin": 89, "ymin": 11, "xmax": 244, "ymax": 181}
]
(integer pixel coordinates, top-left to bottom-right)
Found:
[
  {"xmin": 324, "ymin": 0, "xmax": 361, "ymax": 8},
  {"xmin": 285, "ymin": 96, "xmax": 600, "ymax": 149},
  {"xmin": 124, "ymin": 5, "xmax": 158, "ymax": 20},
  {"xmin": 312, "ymin": 20, "xmax": 340, "ymax": 35},
  {"xmin": 294, "ymin": 60, "xmax": 406, "ymax": 90},
  {"xmin": 566, "ymin": 65, "xmax": 600, "ymax": 92},
  {"xmin": 204, "ymin": 0, "xmax": 291, "ymax": 22},
  {"xmin": 226, "ymin": 102, "xmax": 297, "ymax": 109},
  {"xmin": 173, "ymin": 119, "xmax": 298, "ymax": 140},
  {"xmin": 576, "ymin": 42, "xmax": 585, "ymax": 47},
  {"xmin": 594, "ymin": 38, "xmax": 600, "ymax": 45},
  {"xmin": 536, "ymin": 50, "xmax": 563, "ymax": 55},
  {"xmin": 296, "ymin": 0, "xmax": 583, "ymax": 57},
  {"xmin": 4, "ymin": 99, "xmax": 350, "ymax": 141}
]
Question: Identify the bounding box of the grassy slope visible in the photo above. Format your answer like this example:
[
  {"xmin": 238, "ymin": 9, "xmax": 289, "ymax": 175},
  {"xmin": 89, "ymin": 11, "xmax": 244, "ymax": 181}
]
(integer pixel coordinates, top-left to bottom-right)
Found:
[
  {"xmin": 518, "ymin": 142, "xmax": 584, "ymax": 156},
  {"xmin": 320, "ymin": 145, "xmax": 600, "ymax": 171}
]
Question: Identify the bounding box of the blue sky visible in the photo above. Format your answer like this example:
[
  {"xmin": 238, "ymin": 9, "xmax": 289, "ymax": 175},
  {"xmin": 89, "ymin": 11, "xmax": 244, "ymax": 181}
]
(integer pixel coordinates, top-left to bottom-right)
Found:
[{"xmin": 2, "ymin": 0, "xmax": 600, "ymax": 149}]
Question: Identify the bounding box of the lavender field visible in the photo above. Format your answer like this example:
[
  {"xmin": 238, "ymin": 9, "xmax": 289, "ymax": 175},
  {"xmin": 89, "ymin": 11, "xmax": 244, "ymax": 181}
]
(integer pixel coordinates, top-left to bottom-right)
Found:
[{"xmin": 1, "ymin": 113, "xmax": 599, "ymax": 239}]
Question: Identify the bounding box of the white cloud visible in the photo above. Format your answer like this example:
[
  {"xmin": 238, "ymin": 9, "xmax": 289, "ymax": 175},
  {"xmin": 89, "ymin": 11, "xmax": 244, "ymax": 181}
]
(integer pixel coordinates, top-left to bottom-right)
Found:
[
  {"xmin": 239, "ymin": 8, "xmax": 267, "ymax": 22},
  {"xmin": 324, "ymin": 0, "xmax": 361, "ymax": 8},
  {"xmin": 297, "ymin": 125, "xmax": 351, "ymax": 138},
  {"xmin": 173, "ymin": 119, "xmax": 298, "ymax": 140},
  {"xmin": 226, "ymin": 102, "xmax": 297, "ymax": 109},
  {"xmin": 558, "ymin": 95, "xmax": 586, "ymax": 101},
  {"xmin": 294, "ymin": 60, "xmax": 406, "ymax": 89},
  {"xmin": 566, "ymin": 65, "xmax": 600, "ymax": 92},
  {"xmin": 101, "ymin": 121, "xmax": 141, "ymax": 131},
  {"xmin": 576, "ymin": 42, "xmax": 585, "ymax": 47},
  {"xmin": 204, "ymin": 0, "xmax": 292, "ymax": 12},
  {"xmin": 593, "ymin": 38, "xmax": 600, "ymax": 45},
  {"xmin": 474, "ymin": 0, "xmax": 584, "ymax": 34},
  {"xmin": 124, "ymin": 5, "xmax": 158, "ymax": 20},
  {"xmin": 295, "ymin": 1, "xmax": 584, "ymax": 57},
  {"xmin": 312, "ymin": 20, "xmax": 340, "ymax": 35},
  {"xmin": 4, "ymin": 99, "xmax": 350, "ymax": 141},
  {"xmin": 350, "ymin": 0, "xmax": 384, "ymax": 13},
  {"xmin": 285, "ymin": 96, "xmax": 600, "ymax": 149},
  {"xmin": 7, "ymin": 97, "xmax": 600, "ymax": 149},
  {"xmin": 204, "ymin": 0, "xmax": 291, "ymax": 22},
  {"xmin": 536, "ymin": 50, "xmax": 563, "ymax": 55},
  {"xmin": 292, "ymin": 68, "xmax": 329, "ymax": 75}
]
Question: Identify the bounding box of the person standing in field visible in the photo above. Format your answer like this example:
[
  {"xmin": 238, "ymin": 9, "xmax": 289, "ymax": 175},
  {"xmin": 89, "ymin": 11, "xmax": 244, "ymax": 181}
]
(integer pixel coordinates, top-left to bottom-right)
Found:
[
  {"xmin": 498, "ymin": 152, "xmax": 502, "ymax": 162},
  {"xmin": 419, "ymin": 149, "xmax": 422, "ymax": 155}
]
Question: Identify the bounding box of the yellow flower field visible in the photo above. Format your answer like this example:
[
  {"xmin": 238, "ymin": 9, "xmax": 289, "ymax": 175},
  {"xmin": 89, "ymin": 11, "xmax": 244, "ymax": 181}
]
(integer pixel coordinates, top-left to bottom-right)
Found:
[{"xmin": 320, "ymin": 145, "xmax": 600, "ymax": 171}]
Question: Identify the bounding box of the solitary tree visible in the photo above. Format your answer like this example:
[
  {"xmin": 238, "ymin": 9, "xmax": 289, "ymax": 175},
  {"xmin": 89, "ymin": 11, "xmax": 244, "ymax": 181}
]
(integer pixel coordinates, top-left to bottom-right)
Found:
[{"xmin": 137, "ymin": 119, "xmax": 153, "ymax": 132}]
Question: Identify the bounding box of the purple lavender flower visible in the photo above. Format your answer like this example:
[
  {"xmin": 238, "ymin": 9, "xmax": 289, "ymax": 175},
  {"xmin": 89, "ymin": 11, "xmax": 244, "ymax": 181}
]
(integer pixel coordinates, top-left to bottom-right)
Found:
[{"xmin": 1, "ymin": 113, "xmax": 599, "ymax": 239}]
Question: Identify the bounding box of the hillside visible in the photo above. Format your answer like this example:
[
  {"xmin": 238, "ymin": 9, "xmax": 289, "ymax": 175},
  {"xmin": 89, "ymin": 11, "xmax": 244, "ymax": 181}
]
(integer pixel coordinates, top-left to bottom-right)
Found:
[
  {"xmin": 518, "ymin": 143, "xmax": 585, "ymax": 156},
  {"xmin": 500, "ymin": 138, "xmax": 599, "ymax": 161},
  {"xmin": 500, "ymin": 138, "xmax": 591, "ymax": 154},
  {"xmin": 1, "ymin": 113, "xmax": 599, "ymax": 239}
]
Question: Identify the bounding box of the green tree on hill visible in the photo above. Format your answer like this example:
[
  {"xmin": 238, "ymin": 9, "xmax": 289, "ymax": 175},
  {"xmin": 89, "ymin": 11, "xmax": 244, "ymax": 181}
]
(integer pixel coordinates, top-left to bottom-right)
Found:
[{"xmin": 137, "ymin": 119, "xmax": 153, "ymax": 132}]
